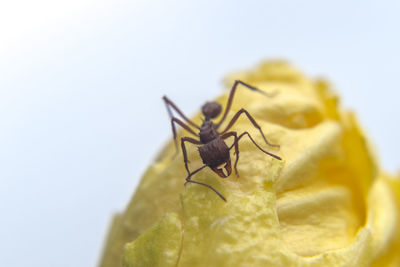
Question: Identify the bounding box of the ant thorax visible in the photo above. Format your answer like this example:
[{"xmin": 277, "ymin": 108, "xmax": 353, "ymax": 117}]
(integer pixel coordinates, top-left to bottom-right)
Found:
[{"xmin": 199, "ymin": 120, "xmax": 219, "ymax": 143}]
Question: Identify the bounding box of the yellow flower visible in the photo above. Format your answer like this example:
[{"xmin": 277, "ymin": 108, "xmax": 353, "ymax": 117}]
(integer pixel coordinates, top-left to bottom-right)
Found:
[{"xmin": 100, "ymin": 61, "xmax": 400, "ymax": 267}]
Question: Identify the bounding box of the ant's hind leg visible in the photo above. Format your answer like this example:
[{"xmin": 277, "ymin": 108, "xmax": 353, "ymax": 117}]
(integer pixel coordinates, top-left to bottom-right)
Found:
[
  {"xmin": 163, "ymin": 96, "xmax": 200, "ymax": 129},
  {"xmin": 216, "ymin": 80, "xmax": 277, "ymax": 128},
  {"xmin": 170, "ymin": 118, "xmax": 198, "ymax": 156}
]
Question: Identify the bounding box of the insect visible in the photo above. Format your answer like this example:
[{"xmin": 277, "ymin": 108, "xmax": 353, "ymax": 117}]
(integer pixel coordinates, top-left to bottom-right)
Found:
[{"xmin": 162, "ymin": 80, "xmax": 281, "ymax": 201}]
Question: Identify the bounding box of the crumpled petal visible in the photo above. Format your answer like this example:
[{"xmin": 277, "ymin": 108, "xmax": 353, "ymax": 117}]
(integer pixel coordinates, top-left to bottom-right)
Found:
[{"xmin": 99, "ymin": 61, "xmax": 400, "ymax": 267}]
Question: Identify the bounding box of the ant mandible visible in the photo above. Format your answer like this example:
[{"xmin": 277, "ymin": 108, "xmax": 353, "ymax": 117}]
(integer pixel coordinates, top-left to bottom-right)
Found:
[{"xmin": 162, "ymin": 80, "xmax": 281, "ymax": 201}]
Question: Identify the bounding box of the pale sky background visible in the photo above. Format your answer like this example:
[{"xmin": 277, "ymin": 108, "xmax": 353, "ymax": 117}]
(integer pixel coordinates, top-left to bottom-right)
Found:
[{"xmin": 0, "ymin": 1, "xmax": 399, "ymax": 266}]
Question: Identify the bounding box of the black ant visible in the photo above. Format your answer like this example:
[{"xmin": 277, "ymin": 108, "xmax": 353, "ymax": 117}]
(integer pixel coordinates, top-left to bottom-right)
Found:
[{"xmin": 162, "ymin": 80, "xmax": 281, "ymax": 201}]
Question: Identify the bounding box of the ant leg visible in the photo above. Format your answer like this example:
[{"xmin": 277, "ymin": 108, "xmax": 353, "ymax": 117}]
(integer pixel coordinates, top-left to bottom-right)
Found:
[
  {"xmin": 216, "ymin": 80, "xmax": 277, "ymax": 128},
  {"xmin": 221, "ymin": 132, "xmax": 239, "ymax": 176},
  {"xmin": 163, "ymin": 96, "xmax": 200, "ymax": 129},
  {"xmin": 184, "ymin": 165, "xmax": 207, "ymax": 184},
  {"xmin": 185, "ymin": 179, "xmax": 227, "ymax": 202},
  {"xmin": 181, "ymin": 137, "xmax": 202, "ymax": 175},
  {"xmin": 184, "ymin": 164, "xmax": 226, "ymax": 201},
  {"xmin": 170, "ymin": 118, "xmax": 198, "ymax": 156},
  {"xmin": 236, "ymin": 131, "xmax": 281, "ymax": 160},
  {"xmin": 220, "ymin": 108, "xmax": 279, "ymax": 148}
]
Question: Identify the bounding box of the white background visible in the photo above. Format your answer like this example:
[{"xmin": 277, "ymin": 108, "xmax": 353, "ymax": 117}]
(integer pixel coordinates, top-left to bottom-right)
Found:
[{"xmin": 1, "ymin": 1, "xmax": 399, "ymax": 266}]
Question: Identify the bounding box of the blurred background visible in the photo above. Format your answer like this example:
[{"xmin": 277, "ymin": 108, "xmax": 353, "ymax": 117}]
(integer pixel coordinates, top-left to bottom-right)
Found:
[{"xmin": 1, "ymin": 0, "xmax": 399, "ymax": 266}]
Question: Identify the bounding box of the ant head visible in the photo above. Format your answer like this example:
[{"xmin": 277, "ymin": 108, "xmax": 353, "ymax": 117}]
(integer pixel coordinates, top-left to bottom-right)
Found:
[
  {"xmin": 201, "ymin": 101, "xmax": 222, "ymax": 119},
  {"xmin": 211, "ymin": 160, "xmax": 232, "ymax": 178}
]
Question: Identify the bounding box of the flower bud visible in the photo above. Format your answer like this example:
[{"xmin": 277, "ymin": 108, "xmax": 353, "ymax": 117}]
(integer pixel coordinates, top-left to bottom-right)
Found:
[{"xmin": 100, "ymin": 61, "xmax": 400, "ymax": 267}]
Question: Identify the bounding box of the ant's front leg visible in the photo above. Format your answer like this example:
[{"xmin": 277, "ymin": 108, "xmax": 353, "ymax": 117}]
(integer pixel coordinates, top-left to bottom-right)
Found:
[
  {"xmin": 181, "ymin": 137, "xmax": 202, "ymax": 175},
  {"xmin": 180, "ymin": 139, "xmax": 227, "ymax": 201},
  {"xmin": 221, "ymin": 131, "xmax": 240, "ymax": 177},
  {"xmin": 184, "ymin": 165, "xmax": 207, "ymax": 185},
  {"xmin": 184, "ymin": 164, "xmax": 227, "ymax": 202}
]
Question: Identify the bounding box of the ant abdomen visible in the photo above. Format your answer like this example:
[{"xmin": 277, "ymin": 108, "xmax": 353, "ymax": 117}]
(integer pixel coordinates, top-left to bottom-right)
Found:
[{"xmin": 202, "ymin": 101, "xmax": 222, "ymax": 119}]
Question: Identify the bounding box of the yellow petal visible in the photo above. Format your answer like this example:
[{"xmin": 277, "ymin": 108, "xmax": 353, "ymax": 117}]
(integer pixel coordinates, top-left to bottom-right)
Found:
[{"xmin": 123, "ymin": 213, "xmax": 182, "ymax": 267}]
